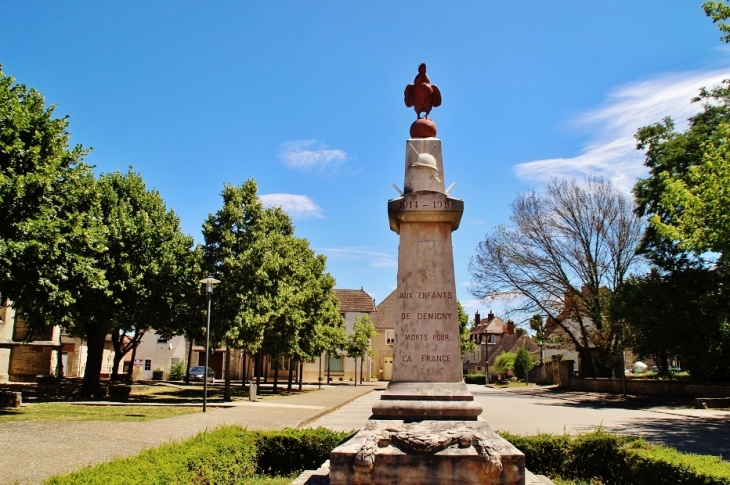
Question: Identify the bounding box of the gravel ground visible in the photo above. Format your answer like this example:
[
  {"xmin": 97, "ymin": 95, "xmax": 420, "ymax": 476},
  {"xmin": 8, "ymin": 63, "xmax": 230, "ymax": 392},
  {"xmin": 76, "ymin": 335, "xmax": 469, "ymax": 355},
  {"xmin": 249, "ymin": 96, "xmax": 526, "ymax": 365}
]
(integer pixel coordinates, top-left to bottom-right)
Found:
[{"xmin": 0, "ymin": 384, "xmax": 374, "ymax": 485}]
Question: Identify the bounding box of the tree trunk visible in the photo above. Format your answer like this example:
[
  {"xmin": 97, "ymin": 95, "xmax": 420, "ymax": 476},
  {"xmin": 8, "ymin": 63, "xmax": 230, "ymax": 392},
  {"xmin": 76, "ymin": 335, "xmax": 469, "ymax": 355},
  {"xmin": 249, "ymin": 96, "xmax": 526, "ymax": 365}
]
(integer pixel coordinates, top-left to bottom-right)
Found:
[
  {"xmin": 242, "ymin": 351, "xmax": 247, "ymax": 387},
  {"xmin": 287, "ymin": 359, "xmax": 294, "ymax": 391},
  {"xmin": 185, "ymin": 338, "xmax": 194, "ymax": 384},
  {"xmin": 264, "ymin": 356, "xmax": 269, "ymax": 383},
  {"xmin": 327, "ymin": 353, "xmax": 331, "ymax": 383},
  {"xmin": 256, "ymin": 353, "xmax": 262, "ymax": 387},
  {"xmin": 81, "ymin": 322, "xmax": 110, "ymax": 398},
  {"xmin": 110, "ymin": 329, "xmax": 123, "ymax": 382},
  {"xmin": 273, "ymin": 355, "xmax": 279, "ymax": 393},
  {"xmin": 354, "ymin": 357, "xmax": 357, "ymax": 387},
  {"xmin": 126, "ymin": 343, "xmax": 138, "ymax": 384},
  {"xmin": 224, "ymin": 345, "xmax": 231, "ymax": 401},
  {"xmin": 298, "ymin": 360, "xmax": 303, "ymax": 392},
  {"xmin": 361, "ymin": 357, "xmax": 365, "ymax": 383}
]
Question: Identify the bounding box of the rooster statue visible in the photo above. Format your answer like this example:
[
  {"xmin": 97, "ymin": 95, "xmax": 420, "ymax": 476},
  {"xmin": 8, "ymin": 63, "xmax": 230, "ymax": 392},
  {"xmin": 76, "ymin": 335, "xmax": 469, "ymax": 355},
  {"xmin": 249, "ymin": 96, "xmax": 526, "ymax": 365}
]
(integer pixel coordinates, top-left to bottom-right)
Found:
[{"xmin": 404, "ymin": 63, "xmax": 442, "ymax": 120}]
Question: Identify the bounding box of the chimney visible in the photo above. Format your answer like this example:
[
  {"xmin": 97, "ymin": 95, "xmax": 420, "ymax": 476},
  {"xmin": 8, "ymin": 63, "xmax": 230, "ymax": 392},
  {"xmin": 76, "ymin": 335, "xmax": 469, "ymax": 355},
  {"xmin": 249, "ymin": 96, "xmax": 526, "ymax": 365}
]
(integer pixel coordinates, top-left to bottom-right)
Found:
[
  {"xmin": 474, "ymin": 311, "xmax": 481, "ymax": 325},
  {"xmin": 507, "ymin": 320, "xmax": 515, "ymax": 335},
  {"xmin": 487, "ymin": 310, "xmax": 495, "ymax": 322}
]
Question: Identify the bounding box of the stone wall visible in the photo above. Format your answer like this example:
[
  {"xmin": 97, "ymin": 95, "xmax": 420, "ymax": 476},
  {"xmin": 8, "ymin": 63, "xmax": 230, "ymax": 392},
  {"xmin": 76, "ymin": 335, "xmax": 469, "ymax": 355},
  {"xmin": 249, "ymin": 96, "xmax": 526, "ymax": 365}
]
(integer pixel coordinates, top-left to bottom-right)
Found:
[
  {"xmin": 557, "ymin": 360, "xmax": 730, "ymax": 398},
  {"xmin": 9, "ymin": 346, "xmax": 53, "ymax": 382}
]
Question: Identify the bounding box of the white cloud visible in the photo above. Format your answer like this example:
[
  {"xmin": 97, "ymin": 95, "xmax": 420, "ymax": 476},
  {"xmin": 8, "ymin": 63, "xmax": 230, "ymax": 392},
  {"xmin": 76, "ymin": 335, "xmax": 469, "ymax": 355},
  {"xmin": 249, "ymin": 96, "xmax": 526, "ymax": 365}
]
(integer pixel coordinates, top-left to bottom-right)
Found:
[
  {"xmin": 514, "ymin": 69, "xmax": 730, "ymax": 193},
  {"xmin": 317, "ymin": 246, "xmax": 397, "ymax": 268},
  {"xmin": 260, "ymin": 193, "xmax": 324, "ymax": 219},
  {"xmin": 278, "ymin": 139, "xmax": 347, "ymax": 170}
]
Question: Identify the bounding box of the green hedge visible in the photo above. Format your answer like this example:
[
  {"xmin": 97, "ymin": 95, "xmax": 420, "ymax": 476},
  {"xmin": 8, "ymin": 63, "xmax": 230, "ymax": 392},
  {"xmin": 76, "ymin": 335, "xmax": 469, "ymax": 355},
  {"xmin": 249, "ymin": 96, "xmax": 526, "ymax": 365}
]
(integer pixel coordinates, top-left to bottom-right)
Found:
[
  {"xmin": 464, "ymin": 373, "xmax": 487, "ymax": 384},
  {"xmin": 500, "ymin": 430, "xmax": 730, "ymax": 485},
  {"xmin": 45, "ymin": 426, "xmax": 348, "ymax": 485},
  {"xmin": 253, "ymin": 427, "xmax": 350, "ymax": 476}
]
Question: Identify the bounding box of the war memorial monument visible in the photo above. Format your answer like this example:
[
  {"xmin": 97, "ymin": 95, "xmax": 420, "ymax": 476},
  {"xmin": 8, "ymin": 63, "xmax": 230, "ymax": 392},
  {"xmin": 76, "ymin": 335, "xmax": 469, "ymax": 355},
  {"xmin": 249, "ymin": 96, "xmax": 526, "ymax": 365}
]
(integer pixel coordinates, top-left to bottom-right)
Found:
[{"xmin": 325, "ymin": 65, "xmax": 527, "ymax": 484}]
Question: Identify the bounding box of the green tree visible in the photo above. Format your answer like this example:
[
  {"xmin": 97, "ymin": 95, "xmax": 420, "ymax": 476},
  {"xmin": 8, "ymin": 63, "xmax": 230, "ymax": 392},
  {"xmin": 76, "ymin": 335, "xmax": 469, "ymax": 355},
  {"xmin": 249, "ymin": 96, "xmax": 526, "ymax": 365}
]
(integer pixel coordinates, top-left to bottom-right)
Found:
[
  {"xmin": 203, "ymin": 179, "xmax": 292, "ymax": 398},
  {"xmin": 203, "ymin": 179, "xmax": 341, "ymax": 397},
  {"xmin": 74, "ymin": 169, "xmax": 195, "ymax": 397},
  {"xmin": 346, "ymin": 314, "xmax": 378, "ymax": 384},
  {"xmin": 513, "ymin": 346, "xmax": 536, "ymax": 383},
  {"xmin": 632, "ymin": 75, "xmax": 730, "ymax": 381},
  {"xmin": 493, "ymin": 351, "xmax": 516, "ymax": 378},
  {"xmin": 0, "ymin": 68, "xmax": 105, "ymax": 346},
  {"xmin": 469, "ymin": 178, "xmax": 644, "ymax": 377},
  {"xmin": 613, "ymin": 266, "xmax": 730, "ymax": 381},
  {"xmin": 703, "ymin": 1, "xmax": 730, "ymax": 43},
  {"xmin": 457, "ymin": 301, "xmax": 476, "ymax": 357}
]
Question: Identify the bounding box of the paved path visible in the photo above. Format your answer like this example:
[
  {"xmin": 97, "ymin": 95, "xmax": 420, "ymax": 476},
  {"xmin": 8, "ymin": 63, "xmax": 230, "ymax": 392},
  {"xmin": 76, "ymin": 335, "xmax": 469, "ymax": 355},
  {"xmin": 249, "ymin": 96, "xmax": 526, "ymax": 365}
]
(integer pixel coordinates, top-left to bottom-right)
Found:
[
  {"xmin": 0, "ymin": 384, "xmax": 374, "ymax": 485},
  {"xmin": 309, "ymin": 384, "xmax": 730, "ymax": 458}
]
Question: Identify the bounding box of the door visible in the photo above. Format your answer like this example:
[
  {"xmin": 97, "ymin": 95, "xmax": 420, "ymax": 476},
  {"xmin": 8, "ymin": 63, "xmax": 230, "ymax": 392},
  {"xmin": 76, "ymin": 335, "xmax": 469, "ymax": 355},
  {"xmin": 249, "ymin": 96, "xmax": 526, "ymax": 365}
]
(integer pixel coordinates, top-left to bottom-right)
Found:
[{"xmin": 383, "ymin": 357, "xmax": 393, "ymax": 381}]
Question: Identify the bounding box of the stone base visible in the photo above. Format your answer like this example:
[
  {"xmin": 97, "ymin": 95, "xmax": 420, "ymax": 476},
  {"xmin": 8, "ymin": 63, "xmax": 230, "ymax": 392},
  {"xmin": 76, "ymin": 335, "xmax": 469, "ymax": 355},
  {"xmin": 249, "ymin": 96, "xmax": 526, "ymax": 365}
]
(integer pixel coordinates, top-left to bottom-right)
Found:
[
  {"xmin": 372, "ymin": 382, "xmax": 483, "ymax": 420},
  {"xmin": 329, "ymin": 419, "xmax": 525, "ymax": 485}
]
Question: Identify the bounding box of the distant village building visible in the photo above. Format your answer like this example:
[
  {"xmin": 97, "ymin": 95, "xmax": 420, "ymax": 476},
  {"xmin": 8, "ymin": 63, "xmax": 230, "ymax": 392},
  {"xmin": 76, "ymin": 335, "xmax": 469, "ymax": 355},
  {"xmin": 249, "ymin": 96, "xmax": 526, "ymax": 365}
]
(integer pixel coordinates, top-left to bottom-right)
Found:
[
  {"xmin": 463, "ymin": 311, "xmax": 540, "ymax": 381},
  {"xmin": 370, "ymin": 290, "xmax": 397, "ymax": 381}
]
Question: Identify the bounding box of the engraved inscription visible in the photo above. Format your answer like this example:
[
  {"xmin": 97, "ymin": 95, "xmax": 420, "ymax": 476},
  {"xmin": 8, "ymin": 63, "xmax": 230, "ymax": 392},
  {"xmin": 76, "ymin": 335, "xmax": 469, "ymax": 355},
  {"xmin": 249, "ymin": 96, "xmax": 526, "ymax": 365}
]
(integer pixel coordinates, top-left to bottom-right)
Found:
[
  {"xmin": 418, "ymin": 291, "xmax": 453, "ymax": 299},
  {"xmin": 421, "ymin": 355, "xmax": 452, "ymax": 362},
  {"xmin": 416, "ymin": 312, "xmax": 452, "ymax": 320},
  {"xmin": 404, "ymin": 334, "xmax": 429, "ymax": 341}
]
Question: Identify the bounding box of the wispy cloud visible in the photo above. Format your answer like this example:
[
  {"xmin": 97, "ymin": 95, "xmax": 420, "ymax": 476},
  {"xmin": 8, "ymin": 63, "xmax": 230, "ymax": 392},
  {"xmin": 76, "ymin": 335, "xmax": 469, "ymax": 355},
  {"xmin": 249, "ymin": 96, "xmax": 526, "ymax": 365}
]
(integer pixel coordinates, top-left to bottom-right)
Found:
[
  {"xmin": 317, "ymin": 246, "xmax": 397, "ymax": 268},
  {"xmin": 260, "ymin": 193, "xmax": 324, "ymax": 219},
  {"xmin": 278, "ymin": 140, "xmax": 347, "ymax": 170},
  {"xmin": 514, "ymin": 69, "xmax": 730, "ymax": 192}
]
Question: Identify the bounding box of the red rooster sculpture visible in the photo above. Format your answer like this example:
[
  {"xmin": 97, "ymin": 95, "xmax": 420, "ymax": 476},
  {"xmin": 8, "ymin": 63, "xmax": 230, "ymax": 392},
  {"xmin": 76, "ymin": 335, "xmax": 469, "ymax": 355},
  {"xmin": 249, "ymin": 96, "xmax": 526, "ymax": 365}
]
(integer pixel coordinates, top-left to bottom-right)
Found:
[{"xmin": 404, "ymin": 63, "xmax": 442, "ymax": 120}]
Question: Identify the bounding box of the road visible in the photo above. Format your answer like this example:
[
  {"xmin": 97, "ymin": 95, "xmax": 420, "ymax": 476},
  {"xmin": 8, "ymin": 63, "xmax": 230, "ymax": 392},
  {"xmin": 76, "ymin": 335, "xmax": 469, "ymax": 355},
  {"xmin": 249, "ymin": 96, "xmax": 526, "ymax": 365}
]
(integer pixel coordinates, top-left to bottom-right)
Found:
[{"xmin": 310, "ymin": 384, "xmax": 730, "ymax": 458}]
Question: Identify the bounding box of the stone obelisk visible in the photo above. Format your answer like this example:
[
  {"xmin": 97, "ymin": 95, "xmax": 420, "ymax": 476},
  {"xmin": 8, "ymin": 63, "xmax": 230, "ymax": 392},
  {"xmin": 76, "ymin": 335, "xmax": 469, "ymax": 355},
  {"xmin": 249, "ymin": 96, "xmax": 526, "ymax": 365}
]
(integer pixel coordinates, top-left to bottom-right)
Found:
[
  {"xmin": 370, "ymin": 64, "xmax": 481, "ymax": 420},
  {"xmin": 328, "ymin": 64, "xmax": 525, "ymax": 485}
]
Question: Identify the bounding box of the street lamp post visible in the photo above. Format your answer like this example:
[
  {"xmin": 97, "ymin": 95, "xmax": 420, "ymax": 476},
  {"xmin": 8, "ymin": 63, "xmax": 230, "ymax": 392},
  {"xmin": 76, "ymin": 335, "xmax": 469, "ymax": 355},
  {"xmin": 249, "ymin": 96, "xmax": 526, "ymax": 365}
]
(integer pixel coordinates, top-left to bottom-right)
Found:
[{"xmin": 200, "ymin": 276, "xmax": 220, "ymax": 413}]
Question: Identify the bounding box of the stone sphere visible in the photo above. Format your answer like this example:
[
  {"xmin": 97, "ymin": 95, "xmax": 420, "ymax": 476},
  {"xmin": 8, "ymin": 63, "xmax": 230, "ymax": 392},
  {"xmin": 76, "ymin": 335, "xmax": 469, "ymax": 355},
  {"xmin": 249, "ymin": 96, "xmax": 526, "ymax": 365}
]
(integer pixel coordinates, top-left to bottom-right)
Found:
[{"xmin": 410, "ymin": 118, "xmax": 437, "ymax": 138}]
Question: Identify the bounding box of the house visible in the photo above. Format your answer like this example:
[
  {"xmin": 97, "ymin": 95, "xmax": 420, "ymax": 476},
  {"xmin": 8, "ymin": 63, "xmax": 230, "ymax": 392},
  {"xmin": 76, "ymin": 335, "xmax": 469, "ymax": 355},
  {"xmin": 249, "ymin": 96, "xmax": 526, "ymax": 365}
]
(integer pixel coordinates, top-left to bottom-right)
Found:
[
  {"xmin": 370, "ymin": 290, "xmax": 397, "ymax": 381},
  {"xmin": 463, "ymin": 311, "xmax": 540, "ymax": 381},
  {"xmin": 239, "ymin": 288, "xmax": 377, "ymax": 384},
  {"xmin": 303, "ymin": 288, "xmax": 376, "ymax": 382},
  {"xmin": 0, "ymin": 301, "xmax": 121, "ymax": 382},
  {"xmin": 463, "ymin": 311, "xmax": 508, "ymax": 375},
  {"xmin": 126, "ymin": 331, "xmax": 188, "ymax": 380}
]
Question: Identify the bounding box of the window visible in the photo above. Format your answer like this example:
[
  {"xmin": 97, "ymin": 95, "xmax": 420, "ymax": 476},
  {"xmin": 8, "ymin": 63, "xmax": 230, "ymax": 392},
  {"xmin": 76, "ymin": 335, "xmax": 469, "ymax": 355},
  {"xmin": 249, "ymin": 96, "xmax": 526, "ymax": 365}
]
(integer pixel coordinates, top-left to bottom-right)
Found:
[
  {"xmin": 327, "ymin": 355, "xmax": 343, "ymax": 372},
  {"xmin": 144, "ymin": 359, "xmax": 152, "ymax": 371},
  {"xmin": 171, "ymin": 358, "xmax": 179, "ymax": 366},
  {"xmin": 157, "ymin": 338, "xmax": 168, "ymax": 344},
  {"xmin": 488, "ymin": 335, "xmax": 497, "ymax": 344},
  {"xmin": 385, "ymin": 330, "xmax": 395, "ymax": 345}
]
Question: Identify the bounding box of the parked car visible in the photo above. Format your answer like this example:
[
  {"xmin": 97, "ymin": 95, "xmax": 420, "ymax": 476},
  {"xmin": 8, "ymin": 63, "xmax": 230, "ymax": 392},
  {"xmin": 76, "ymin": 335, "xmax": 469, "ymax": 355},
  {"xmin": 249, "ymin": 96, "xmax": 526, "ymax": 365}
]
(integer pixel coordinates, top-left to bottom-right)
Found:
[{"xmin": 186, "ymin": 366, "xmax": 215, "ymax": 383}]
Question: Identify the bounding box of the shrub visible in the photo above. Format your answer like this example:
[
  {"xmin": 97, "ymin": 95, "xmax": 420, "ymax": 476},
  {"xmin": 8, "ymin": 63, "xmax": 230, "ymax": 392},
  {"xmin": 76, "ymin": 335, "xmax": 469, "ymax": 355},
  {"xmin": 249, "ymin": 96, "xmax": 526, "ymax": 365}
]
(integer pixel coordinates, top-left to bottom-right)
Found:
[
  {"xmin": 151, "ymin": 369, "xmax": 164, "ymax": 380},
  {"xmin": 500, "ymin": 431, "xmax": 571, "ymax": 479},
  {"xmin": 253, "ymin": 427, "xmax": 349, "ymax": 476},
  {"xmin": 464, "ymin": 373, "xmax": 487, "ymax": 385},
  {"xmin": 45, "ymin": 426, "xmax": 257, "ymax": 485},
  {"xmin": 169, "ymin": 362, "xmax": 186, "ymax": 381},
  {"xmin": 499, "ymin": 430, "xmax": 730, "ymax": 485}
]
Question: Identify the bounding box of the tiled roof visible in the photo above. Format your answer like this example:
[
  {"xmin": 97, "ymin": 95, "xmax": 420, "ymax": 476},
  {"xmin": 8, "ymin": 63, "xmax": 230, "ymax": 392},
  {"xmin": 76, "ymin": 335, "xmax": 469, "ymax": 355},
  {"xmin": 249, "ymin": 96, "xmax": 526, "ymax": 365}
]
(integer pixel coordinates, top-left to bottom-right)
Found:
[
  {"xmin": 471, "ymin": 315, "xmax": 508, "ymax": 335},
  {"xmin": 487, "ymin": 331, "xmax": 540, "ymax": 366},
  {"xmin": 371, "ymin": 290, "xmax": 397, "ymax": 329},
  {"xmin": 334, "ymin": 289, "xmax": 376, "ymax": 313}
]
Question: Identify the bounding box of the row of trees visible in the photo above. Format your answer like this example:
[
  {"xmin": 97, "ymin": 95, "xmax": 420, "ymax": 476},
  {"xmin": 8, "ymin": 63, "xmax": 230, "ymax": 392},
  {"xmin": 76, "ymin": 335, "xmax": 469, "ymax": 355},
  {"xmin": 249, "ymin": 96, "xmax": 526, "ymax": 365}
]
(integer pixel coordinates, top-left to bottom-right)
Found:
[
  {"xmin": 470, "ymin": 4, "xmax": 730, "ymax": 381},
  {"xmin": 0, "ymin": 67, "xmax": 349, "ymax": 398}
]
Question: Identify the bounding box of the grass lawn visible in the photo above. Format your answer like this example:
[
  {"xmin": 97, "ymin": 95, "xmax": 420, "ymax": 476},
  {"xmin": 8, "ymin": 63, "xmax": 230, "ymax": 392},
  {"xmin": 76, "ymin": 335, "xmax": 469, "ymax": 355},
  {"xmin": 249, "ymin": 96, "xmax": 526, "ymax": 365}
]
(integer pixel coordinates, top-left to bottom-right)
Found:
[
  {"xmin": 490, "ymin": 381, "xmax": 539, "ymax": 388},
  {"xmin": 123, "ymin": 381, "xmax": 315, "ymax": 404},
  {"xmin": 0, "ymin": 403, "xmax": 203, "ymax": 422}
]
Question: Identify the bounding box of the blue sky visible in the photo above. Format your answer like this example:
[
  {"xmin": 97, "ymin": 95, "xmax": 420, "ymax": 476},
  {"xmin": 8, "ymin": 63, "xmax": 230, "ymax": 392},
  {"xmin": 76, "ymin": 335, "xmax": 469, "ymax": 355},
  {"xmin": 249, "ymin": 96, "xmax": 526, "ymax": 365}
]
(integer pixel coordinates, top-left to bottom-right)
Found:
[{"xmin": 1, "ymin": 2, "xmax": 728, "ymax": 322}]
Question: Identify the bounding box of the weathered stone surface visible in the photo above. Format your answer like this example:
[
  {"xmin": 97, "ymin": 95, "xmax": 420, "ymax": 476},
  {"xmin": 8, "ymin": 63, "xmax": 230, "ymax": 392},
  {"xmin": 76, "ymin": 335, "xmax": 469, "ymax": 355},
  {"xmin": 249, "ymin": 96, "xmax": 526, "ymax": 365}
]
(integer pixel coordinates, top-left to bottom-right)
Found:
[{"xmin": 330, "ymin": 420, "xmax": 525, "ymax": 485}]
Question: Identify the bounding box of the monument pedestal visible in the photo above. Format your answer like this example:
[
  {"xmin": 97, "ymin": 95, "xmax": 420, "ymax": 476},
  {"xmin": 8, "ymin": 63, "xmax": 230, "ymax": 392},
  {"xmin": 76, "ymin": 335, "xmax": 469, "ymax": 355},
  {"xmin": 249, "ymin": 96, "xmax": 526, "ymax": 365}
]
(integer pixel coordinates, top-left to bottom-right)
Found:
[
  {"xmin": 371, "ymin": 382, "xmax": 482, "ymax": 420},
  {"xmin": 329, "ymin": 420, "xmax": 525, "ymax": 485}
]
